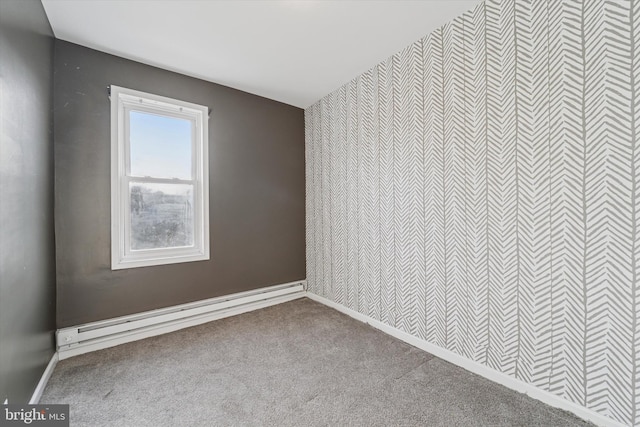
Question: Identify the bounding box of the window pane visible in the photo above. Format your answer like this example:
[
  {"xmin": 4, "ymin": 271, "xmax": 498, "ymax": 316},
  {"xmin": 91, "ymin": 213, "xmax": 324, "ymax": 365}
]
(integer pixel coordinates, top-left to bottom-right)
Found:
[
  {"xmin": 130, "ymin": 182, "xmax": 194, "ymax": 250},
  {"xmin": 129, "ymin": 110, "xmax": 192, "ymax": 179}
]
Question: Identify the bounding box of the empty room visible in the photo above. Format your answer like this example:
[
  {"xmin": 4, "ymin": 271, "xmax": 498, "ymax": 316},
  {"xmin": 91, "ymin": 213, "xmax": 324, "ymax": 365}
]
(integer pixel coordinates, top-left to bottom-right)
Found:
[{"xmin": 1, "ymin": 0, "xmax": 638, "ymax": 425}]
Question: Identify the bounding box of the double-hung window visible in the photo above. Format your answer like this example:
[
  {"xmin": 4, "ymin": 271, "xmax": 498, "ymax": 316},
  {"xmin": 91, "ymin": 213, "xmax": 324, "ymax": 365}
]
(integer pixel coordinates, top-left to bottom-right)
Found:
[{"xmin": 110, "ymin": 86, "xmax": 209, "ymax": 269}]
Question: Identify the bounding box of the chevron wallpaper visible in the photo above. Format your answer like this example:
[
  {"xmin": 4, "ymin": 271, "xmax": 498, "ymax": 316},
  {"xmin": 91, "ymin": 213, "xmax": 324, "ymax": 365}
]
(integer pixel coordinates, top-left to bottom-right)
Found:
[{"xmin": 305, "ymin": 0, "xmax": 640, "ymax": 425}]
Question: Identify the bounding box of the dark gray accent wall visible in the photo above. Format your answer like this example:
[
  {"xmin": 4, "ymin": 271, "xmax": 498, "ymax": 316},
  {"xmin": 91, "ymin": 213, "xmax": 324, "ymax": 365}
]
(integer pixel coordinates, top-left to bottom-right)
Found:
[
  {"xmin": 0, "ymin": 0, "xmax": 56, "ymax": 403},
  {"xmin": 54, "ymin": 41, "xmax": 305, "ymax": 328}
]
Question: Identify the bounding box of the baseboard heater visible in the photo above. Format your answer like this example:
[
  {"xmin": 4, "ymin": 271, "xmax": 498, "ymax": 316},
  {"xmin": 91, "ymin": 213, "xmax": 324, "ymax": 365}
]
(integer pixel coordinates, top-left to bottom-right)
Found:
[{"xmin": 56, "ymin": 281, "xmax": 306, "ymax": 360}]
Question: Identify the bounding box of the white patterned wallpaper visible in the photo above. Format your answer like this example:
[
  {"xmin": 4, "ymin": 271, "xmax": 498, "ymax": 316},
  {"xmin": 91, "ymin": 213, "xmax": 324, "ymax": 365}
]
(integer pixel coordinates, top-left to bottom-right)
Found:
[{"xmin": 305, "ymin": 0, "xmax": 640, "ymax": 425}]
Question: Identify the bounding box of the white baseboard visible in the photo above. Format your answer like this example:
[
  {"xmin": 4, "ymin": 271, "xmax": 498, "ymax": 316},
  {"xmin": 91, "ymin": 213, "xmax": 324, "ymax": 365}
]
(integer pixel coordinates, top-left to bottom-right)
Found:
[
  {"xmin": 29, "ymin": 352, "xmax": 58, "ymax": 404},
  {"xmin": 58, "ymin": 281, "xmax": 306, "ymax": 360},
  {"xmin": 305, "ymin": 291, "xmax": 627, "ymax": 427}
]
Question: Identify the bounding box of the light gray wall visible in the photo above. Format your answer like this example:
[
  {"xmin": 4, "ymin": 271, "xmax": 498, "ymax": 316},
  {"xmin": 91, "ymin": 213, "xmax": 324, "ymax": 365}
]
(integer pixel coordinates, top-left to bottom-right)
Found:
[
  {"xmin": 305, "ymin": 0, "xmax": 639, "ymax": 425},
  {"xmin": 0, "ymin": 0, "xmax": 56, "ymax": 404},
  {"xmin": 54, "ymin": 41, "xmax": 305, "ymax": 328}
]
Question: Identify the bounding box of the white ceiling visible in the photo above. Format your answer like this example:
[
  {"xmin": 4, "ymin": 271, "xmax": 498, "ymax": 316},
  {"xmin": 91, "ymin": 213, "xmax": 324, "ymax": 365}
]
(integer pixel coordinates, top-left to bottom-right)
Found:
[{"xmin": 41, "ymin": 0, "xmax": 479, "ymax": 108}]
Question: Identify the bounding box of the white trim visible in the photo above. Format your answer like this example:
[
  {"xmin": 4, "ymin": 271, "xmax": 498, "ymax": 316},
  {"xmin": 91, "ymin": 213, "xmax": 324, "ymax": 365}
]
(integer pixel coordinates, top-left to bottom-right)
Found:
[
  {"xmin": 305, "ymin": 291, "xmax": 627, "ymax": 427},
  {"xmin": 110, "ymin": 85, "xmax": 210, "ymax": 270},
  {"xmin": 29, "ymin": 352, "xmax": 58, "ymax": 404},
  {"xmin": 57, "ymin": 282, "xmax": 306, "ymax": 360}
]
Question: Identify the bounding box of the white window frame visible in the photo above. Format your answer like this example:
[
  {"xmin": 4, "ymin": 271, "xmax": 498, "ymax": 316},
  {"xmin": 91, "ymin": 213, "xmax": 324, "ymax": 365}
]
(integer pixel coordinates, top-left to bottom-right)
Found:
[{"xmin": 110, "ymin": 85, "xmax": 209, "ymax": 270}]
